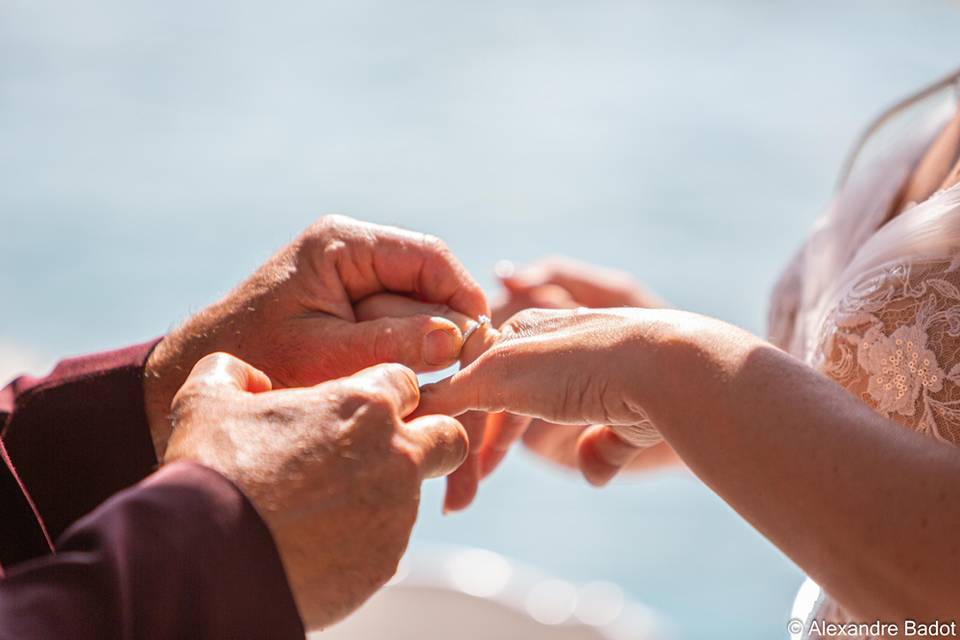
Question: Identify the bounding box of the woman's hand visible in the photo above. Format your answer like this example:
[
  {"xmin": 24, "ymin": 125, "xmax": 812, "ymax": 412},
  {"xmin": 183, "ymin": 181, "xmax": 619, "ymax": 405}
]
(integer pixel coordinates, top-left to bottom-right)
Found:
[
  {"xmin": 417, "ymin": 307, "xmax": 667, "ymax": 454},
  {"xmin": 494, "ymin": 256, "xmax": 667, "ymax": 318},
  {"xmin": 482, "ymin": 257, "xmax": 677, "ymax": 484}
]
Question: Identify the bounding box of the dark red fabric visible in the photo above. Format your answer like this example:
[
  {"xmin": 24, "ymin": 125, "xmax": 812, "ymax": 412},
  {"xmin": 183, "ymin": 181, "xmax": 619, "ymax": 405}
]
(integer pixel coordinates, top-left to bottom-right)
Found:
[
  {"xmin": 0, "ymin": 343, "xmax": 305, "ymax": 638},
  {"xmin": 0, "ymin": 438, "xmax": 51, "ymax": 568},
  {"xmin": 0, "ymin": 462, "xmax": 304, "ymax": 640},
  {"xmin": 1, "ymin": 341, "xmax": 161, "ymax": 541}
]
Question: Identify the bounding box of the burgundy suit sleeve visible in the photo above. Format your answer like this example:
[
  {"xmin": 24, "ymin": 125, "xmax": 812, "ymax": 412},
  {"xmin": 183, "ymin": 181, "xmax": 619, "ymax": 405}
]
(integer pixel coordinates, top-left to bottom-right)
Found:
[
  {"xmin": 0, "ymin": 340, "xmax": 161, "ymax": 541},
  {"xmin": 0, "ymin": 462, "xmax": 305, "ymax": 640}
]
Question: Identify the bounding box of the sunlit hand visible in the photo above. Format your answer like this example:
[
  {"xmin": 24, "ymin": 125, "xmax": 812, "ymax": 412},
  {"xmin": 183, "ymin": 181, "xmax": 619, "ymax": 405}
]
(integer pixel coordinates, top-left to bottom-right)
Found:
[
  {"xmin": 351, "ymin": 292, "xmax": 499, "ymax": 512},
  {"xmin": 416, "ymin": 307, "xmax": 670, "ymax": 489},
  {"xmin": 495, "ymin": 256, "xmax": 666, "ymax": 314},
  {"xmin": 480, "ymin": 257, "xmax": 676, "ymax": 485},
  {"xmin": 164, "ymin": 353, "xmax": 468, "ymax": 630},
  {"xmin": 144, "ymin": 215, "xmax": 488, "ymax": 458}
]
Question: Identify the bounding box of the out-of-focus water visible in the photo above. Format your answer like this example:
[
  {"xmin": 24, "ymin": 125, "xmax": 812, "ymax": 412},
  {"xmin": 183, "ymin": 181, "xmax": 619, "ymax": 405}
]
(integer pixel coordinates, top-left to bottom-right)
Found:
[{"xmin": 3, "ymin": 1, "xmax": 960, "ymax": 637}]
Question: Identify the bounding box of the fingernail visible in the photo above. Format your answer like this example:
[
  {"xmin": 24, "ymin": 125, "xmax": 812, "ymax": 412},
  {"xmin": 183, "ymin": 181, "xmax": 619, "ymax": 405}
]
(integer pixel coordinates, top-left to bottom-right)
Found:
[{"xmin": 423, "ymin": 328, "xmax": 459, "ymax": 366}]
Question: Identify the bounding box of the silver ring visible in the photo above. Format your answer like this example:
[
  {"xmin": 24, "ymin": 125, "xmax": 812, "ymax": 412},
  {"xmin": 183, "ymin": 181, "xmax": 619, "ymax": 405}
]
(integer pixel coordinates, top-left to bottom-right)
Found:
[{"xmin": 461, "ymin": 314, "xmax": 491, "ymax": 344}]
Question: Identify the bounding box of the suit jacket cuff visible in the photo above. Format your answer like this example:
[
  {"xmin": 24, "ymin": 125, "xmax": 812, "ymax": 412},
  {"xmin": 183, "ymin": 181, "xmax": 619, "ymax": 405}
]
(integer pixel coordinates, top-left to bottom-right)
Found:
[
  {"xmin": 0, "ymin": 461, "xmax": 304, "ymax": 639},
  {"xmin": 1, "ymin": 339, "xmax": 163, "ymax": 539}
]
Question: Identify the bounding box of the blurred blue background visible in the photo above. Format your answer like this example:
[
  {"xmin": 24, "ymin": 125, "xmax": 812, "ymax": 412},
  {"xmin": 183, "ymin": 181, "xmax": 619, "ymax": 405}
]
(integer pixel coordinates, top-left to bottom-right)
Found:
[{"xmin": 3, "ymin": 1, "xmax": 960, "ymax": 637}]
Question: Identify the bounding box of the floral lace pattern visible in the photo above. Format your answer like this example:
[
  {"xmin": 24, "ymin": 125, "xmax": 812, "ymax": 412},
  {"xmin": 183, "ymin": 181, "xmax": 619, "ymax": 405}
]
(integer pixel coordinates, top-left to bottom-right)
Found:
[
  {"xmin": 813, "ymin": 259, "xmax": 960, "ymax": 444},
  {"xmin": 858, "ymin": 323, "xmax": 944, "ymax": 417}
]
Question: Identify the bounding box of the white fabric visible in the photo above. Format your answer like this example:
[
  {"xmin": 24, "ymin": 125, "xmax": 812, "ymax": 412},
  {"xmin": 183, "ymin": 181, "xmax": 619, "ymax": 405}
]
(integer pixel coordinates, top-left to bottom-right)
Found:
[{"xmin": 768, "ymin": 80, "xmax": 960, "ymax": 638}]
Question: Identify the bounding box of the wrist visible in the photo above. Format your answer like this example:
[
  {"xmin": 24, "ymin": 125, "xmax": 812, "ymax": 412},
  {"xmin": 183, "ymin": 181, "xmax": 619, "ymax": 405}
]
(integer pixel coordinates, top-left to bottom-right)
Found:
[
  {"xmin": 144, "ymin": 322, "xmax": 221, "ymax": 459},
  {"xmin": 618, "ymin": 310, "xmax": 714, "ymax": 421},
  {"xmin": 622, "ymin": 310, "xmax": 759, "ymax": 437}
]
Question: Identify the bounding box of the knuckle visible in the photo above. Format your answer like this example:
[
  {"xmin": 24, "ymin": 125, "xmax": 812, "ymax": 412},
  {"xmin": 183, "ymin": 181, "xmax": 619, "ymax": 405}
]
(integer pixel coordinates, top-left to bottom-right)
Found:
[
  {"xmin": 504, "ymin": 307, "xmax": 542, "ymax": 331},
  {"xmin": 382, "ymin": 361, "xmax": 418, "ymax": 390},
  {"xmin": 196, "ymin": 351, "xmax": 230, "ymax": 369},
  {"xmin": 388, "ymin": 439, "xmax": 423, "ymax": 483},
  {"xmin": 170, "ymin": 385, "xmax": 206, "ymax": 413},
  {"xmin": 436, "ymin": 420, "xmax": 469, "ymax": 463},
  {"xmin": 169, "ymin": 387, "xmax": 214, "ymax": 430},
  {"xmin": 300, "ymin": 214, "xmax": 354, "ymax": 258},
  {"xmin": 420, "ymin": 233, "xmax": 448, "ymax": 255},
  {"xmin": 332, "ymin": 382, "xmax": 376, "ymax": 412},
  {"xmin": 365, "ymin": 362, "xmax": 418, "ymax": 402},
  {"xmin": 312, "ymin": 213, "xmax": 351, "ymax": 234},
  {"xmin": 337, "ymin": 387, "xmax": 397, "ymax": 426},
  {"xmin": 367, "ymin": 324, "xmax": 401, "ymax": 364},
  {"xmin": 363, "ymin": 391, "xmax": 395, "ymax": 415}
]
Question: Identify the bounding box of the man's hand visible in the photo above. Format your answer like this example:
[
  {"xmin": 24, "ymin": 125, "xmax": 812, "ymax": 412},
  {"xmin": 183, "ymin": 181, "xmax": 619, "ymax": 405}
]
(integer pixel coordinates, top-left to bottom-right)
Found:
[
  {"xmin": 164, "ymin": 352, "xmax": 468, "ymax": 630},
  {"xmin": 144, "ymin": 215, "xmax": 488, "ymax": 458}
]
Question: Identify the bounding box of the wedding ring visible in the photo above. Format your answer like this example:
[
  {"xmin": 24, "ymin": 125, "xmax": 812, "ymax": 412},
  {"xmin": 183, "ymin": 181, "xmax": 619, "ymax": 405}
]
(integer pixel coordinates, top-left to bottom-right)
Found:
[{"xmin": 461, "ymin": 314, "xmax": 491, "ymax": 344}]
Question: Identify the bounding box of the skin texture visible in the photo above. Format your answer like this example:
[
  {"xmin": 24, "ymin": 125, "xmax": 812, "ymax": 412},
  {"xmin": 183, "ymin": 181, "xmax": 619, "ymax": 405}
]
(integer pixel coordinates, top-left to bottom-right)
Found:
[
  {"xmin": 351, "ymin": 258, "xmax": 681, "ymax": 503},
  {"xmin": 164, "ymin": 353, "xmax": 468, "ymax": 631},
  {"xmin": 353, "ymin": 292, "xmax": 499, "ymax": 511},
  {"xmin": 143, "ymin": 214, "xmax": 487, "ymax": 458},
  {"xmin": 417, "ymin": 307, "xmax": 960, "ymax": 619},
  {"xmin": 486, "ymin": 257, "xmax": 679, "ymax": 484}
]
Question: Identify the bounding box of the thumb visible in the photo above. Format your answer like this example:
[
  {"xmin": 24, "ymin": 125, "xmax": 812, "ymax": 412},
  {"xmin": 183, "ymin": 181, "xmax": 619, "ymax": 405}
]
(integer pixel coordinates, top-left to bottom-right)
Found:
[
  {"xmin": 403, "ymin": 414, "xmax": 469, "ymax": 479},
  {"xmin": 576, "ymin": 424, "xmax": 642, "ymax": 487},
  {"xmin": 416, "ymin": 367, "xmax": 487, "ymax": 419},
  {"xmin": 576, "ymin": 423, "xmax": 662, "ymax": 486},
  {"xmin": 330, "ymin": 315, "xmax": 466, "ymax": 372},
  {"xmin": 180, "ymin": 352, "xmax": 273, "ymax": 395}
]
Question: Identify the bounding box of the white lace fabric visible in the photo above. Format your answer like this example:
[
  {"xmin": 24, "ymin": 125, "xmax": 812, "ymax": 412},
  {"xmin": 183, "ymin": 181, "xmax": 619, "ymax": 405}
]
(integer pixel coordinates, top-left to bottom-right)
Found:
[
  {"xmin": 768, "ymin": 81, "xmax": 960, "ymax": 638},
  {"xmin": 816, "ymin": 256, "xmax": 960, "ymax": 443}
]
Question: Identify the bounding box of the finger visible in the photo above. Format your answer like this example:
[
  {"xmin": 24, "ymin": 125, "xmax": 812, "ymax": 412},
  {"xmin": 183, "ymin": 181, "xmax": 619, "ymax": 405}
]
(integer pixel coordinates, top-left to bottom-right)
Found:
[
  {"xmin": 442, "ymin": 410, "xmax": 487, "ymax": 512},
  {"xmin": 321, "ymin": 315, "xmax": 466, "ymax": 373},
  {"xmin": 180, "ymin": 352, "xmax": 273, "ymax": 395},
  {"xmin": 339, "ymin": 362, "xmax": 421, "ymax": 418},
  {"xmin": 355, "ymin": 293, "xmax": 499, "ymax": 509},
  {"xmin": 355, "ymin": 292, "xmax": 476, "ymax": 367},
  {"xmin": 491, "ymin": 284, "xmax": 577, "ymax": 328},
  {"xmin": 355, "ymin": 291, "xmax": 498, "ymax": 369},
  {"xmin": 521, "ymin": 420, "xmax": 584, "ymax": 469},
  {"xmin": 501, "ymin": 257, "xmax": 640, "ymax": 308},
  {"xmin": 491, "ymin": 289, "xmax": 535, "ymax": 327},
  {"xmin": 415, "ymin": 369, "xmax": 484, "ymax": 418},
  {"xmin": 403, "ymin": 414, "xmax": 469, "ymax": 479},
  {"xmin": 576, "ymin": 425, "xmax": 643, "ymax": 487},
  {"xmin": 479, "ymin": 412, "xmax": 532, "ymax": 478},
  {"xmin": 312, "ymin": 216, "xmax": 489, "ymax": 318},
  {"xmin": 527, "ymin": 284, "xmax": 578, "ymax": 309},
  {"xmin": 458, "ymin": 321, "xmax": 499, "ymax": 366},
  {"xmin": 354, "ymin": 292, "xmax": 473, "ymax": 332}
]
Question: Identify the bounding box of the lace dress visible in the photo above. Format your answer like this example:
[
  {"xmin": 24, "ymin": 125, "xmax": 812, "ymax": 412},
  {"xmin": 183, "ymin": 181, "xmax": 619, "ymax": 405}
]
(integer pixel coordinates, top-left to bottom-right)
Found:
[{"xmin": 769, "ymin": 72, "xmax": 960, "ymax": 638}]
